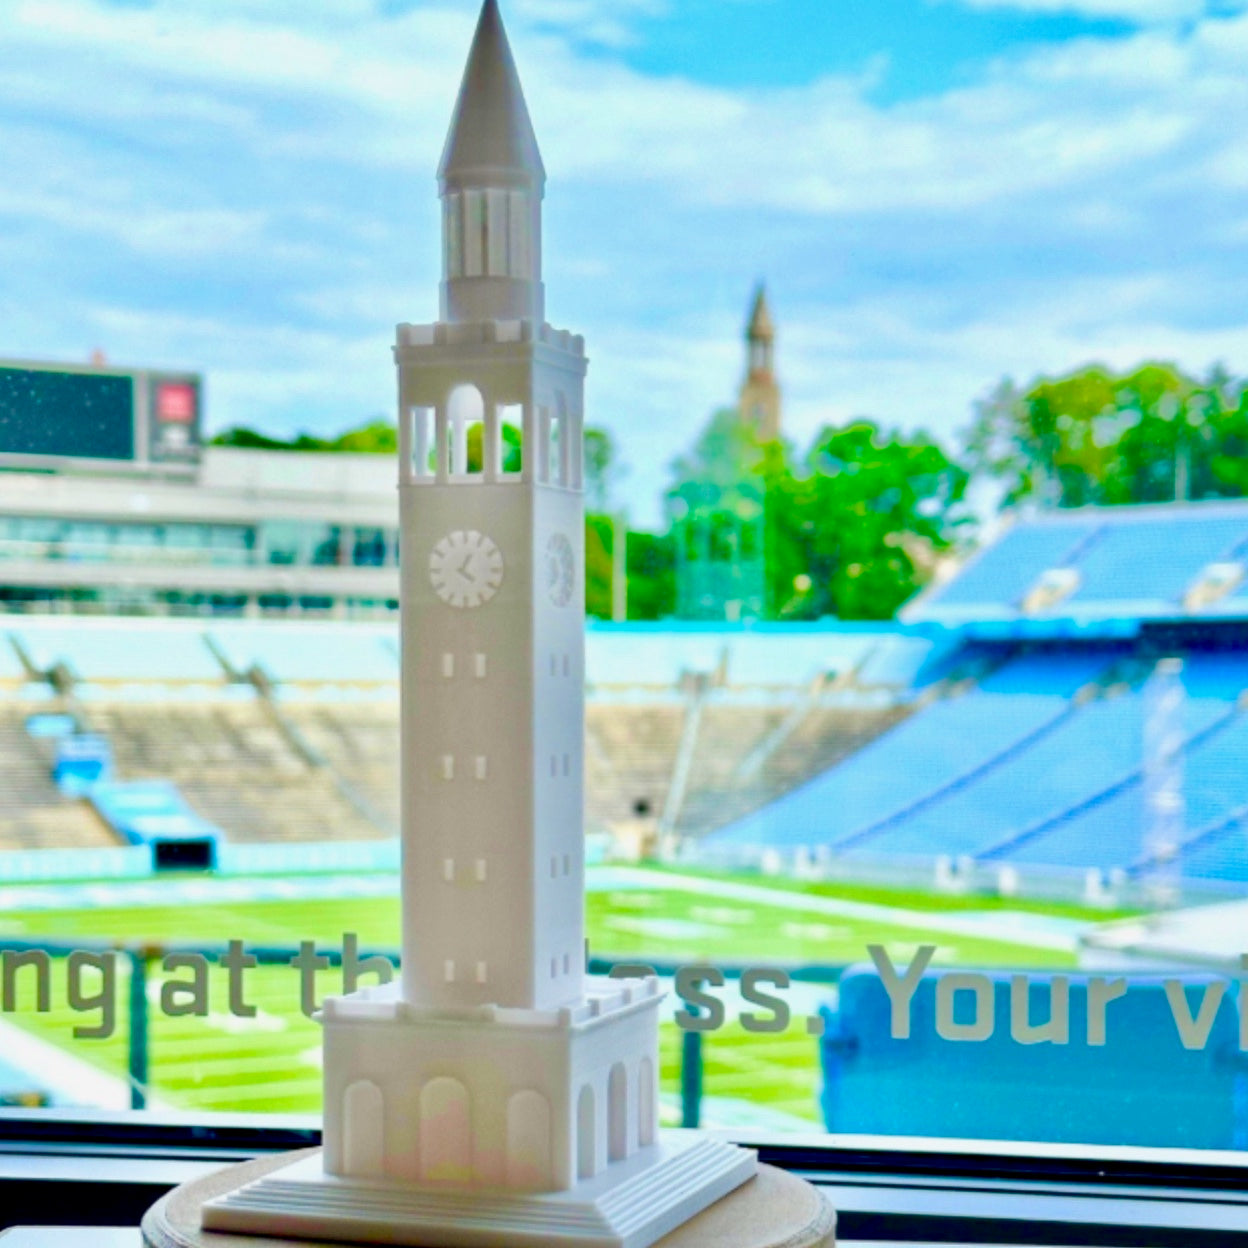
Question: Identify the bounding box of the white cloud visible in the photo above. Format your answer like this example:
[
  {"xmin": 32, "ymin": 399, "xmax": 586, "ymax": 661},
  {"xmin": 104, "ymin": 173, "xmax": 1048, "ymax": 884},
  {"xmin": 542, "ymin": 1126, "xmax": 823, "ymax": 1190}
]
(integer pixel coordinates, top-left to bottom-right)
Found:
[
  {"xmin": 514, "ymin": 0, "xmax": 668, "ymax": 48},
  {"xmin": 81, "ymin": 303, "xmax": 397, "ymax": 433},
  {"xmin": 1, "ymin": 0, "xmax": 1247, "ymax": 523}
]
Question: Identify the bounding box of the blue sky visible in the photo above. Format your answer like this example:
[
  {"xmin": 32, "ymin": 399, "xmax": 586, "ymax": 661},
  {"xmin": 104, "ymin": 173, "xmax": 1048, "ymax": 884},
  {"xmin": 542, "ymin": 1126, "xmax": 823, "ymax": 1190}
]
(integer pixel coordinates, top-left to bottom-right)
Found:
[
  {"xmin": 1, "ymin": 0, "xmax": 1246, "ymax": 523},
  {"xmin": 577, "ymin": 0, "xmax": 1133, "ymax": 99}
]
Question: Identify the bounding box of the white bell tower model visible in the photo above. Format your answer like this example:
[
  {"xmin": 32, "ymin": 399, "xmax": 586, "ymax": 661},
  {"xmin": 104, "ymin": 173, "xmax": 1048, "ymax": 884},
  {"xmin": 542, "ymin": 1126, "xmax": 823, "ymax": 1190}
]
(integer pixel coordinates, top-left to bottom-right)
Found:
[
  {"xmin": 202, "ymin": 4, "xmax": 756, "ymax": 1242},
  {"xmin": 398, "ymin": 0, "xmax": 587, "ymax": 1016}
]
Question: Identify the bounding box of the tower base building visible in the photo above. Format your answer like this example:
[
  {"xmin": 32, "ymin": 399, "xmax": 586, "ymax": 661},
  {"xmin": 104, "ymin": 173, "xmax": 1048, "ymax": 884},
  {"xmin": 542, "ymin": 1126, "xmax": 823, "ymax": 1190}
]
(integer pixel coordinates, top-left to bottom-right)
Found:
[{"xmin": 204, "ymin": 978, "xmax": 753, "ymax": 1248}]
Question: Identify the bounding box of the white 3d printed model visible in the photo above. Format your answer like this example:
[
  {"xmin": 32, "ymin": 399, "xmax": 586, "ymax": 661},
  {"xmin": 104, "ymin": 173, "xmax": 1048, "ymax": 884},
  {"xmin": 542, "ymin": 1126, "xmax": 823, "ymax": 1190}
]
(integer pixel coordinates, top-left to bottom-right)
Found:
[{"xmin": 201, "ymin": 2, "xmax": 756, "ymax": 1244}]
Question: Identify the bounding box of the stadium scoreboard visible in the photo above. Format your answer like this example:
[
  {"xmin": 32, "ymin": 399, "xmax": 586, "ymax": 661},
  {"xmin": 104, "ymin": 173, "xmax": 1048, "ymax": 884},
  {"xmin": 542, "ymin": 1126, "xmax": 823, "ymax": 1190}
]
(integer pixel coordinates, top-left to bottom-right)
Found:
[{"xmin": 0, "ymin": 357, "xmax": 203, "ymax": 473}]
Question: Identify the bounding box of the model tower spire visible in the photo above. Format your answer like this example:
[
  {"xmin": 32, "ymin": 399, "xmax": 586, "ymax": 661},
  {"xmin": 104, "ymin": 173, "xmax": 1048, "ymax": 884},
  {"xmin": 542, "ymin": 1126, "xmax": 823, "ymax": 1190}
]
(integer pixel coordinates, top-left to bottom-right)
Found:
[{"xmin": 439, "ymin": 0, "xmax": 546, "ymax": 324}]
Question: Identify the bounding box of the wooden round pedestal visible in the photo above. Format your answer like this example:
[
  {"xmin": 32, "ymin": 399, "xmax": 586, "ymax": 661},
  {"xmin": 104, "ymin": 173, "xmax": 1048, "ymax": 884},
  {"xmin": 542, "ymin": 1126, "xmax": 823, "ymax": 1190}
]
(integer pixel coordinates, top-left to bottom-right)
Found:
[{"xmin": 142, "ymin": 1149, "xmax": 836, "ymax": 1248}]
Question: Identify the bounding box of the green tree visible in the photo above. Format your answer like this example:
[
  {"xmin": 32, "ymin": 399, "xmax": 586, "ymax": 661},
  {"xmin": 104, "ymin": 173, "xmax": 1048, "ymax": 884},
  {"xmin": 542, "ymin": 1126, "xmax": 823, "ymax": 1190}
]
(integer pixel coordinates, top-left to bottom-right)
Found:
[
  {"xmin": 583, "ymin": 427, "xmax": 620, "ymax": 513},
  {"xmin": 625, "ymin": 530, "xmax": 677, "ymax": 621},
  {"xmin": 332, "ymin": 420, "xmax": 397, "ymax": 455},
  {"xmin": 211, "ymin": 419, "xmax": 396, "ymax": 455},
  {"xmin": 464, "ymin": 422, "xmax": 523, "ymax": 474},
  {"xmin": 213, "ymin": 419, "xmax": 615, "ymax": 490},
  {"xmin": 211, "ymin": 426, "xmax": 317, "ymax": 451},
  {"xmin": 668, "ymin": 407, "xmax": 766, "ymax": 491},
  {"xmin": 665, "ymin": 408, "xmax": 771, "ymax": 621},
  {"xmin": 966, "ymin": 362, "xmax": 1248, "ymax": 507},
  {"xmin": 767, "ymin": 421, "xmax": 969, "ymax": 621},
  {"xmin": 584, "ymin": 514, "xmax": 615, "ymax": 620}
]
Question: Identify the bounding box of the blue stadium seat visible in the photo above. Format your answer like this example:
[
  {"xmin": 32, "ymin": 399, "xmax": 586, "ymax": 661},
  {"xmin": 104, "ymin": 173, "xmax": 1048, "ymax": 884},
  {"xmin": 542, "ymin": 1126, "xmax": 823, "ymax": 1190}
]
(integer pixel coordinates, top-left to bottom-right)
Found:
[
  {"xmin": 708, "ymin": 654, "xmax": 1109, "ymax": 853},
  {"xmin": 821, "ymin": 965, "xmax": 1248, "ymax": 1149},
  {"xmin": 913, "ymin": 505, "xmax": 1248, "ymax": 623},
  {"xmin": 1171, "ymin": 809, "xmax": 1248, "ymax": 883},
  {"xmin": 854, "ymin": 696, "xmax": 1151, "ymax": 859},
  {"xmin": 707, "ymin": 695, "xmax": 1056, "ymax": 851},
  {"xmin": 997, "ymin": 722, "xmax": 1248, "ymax": 873},
  {"xmin": 920, "ymin": 521, "xmax": 1099, "ymax": 613},
  {"xmin": 975, "ymin": 651, "xmax": 1107, "ymax": 696},
  {"xmin": 1066, "ymin": 517, "xmax": 1248, "ymax": 609},
  {"xmin": 986, "ymin": 655, "xmax": 1248, "ymax": 872}
]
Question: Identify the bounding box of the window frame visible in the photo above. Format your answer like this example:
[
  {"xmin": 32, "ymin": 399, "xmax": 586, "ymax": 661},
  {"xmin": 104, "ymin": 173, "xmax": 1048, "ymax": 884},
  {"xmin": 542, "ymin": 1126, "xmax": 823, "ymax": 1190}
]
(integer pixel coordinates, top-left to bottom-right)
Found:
[{"xmin": 4, "ymin": 1110, "xmax": 1248, "ymax": 1242}]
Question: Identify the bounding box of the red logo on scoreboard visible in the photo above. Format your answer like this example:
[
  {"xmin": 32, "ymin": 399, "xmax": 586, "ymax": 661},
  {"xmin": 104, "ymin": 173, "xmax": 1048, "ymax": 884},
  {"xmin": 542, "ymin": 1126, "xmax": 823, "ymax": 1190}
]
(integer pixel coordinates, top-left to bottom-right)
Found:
[{"xmin": 156, "ymin": 382, "xmax": 196, "ymax": 424}]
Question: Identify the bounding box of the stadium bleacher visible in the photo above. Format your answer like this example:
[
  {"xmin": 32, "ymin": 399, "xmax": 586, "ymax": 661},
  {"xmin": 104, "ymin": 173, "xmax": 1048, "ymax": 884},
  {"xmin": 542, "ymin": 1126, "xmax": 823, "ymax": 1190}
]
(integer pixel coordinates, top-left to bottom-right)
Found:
[
  {"xmin": 86, "ymin": 699, "xmax": 391, "ymax": 843},
  {"xmin": 9, "ymin": 621, "xmax": 224, "ymax": 686},
  {"xmin": 9, "ymin": 498, "xmax": 1248, "ymax": 899},
  {"xmin": 911, "ymin": 501, "xmax": 1248, "ymax": 626},
  {"xmin": 1064, "ymin": 518, "xmax": 1248, "ymax": 612},
  {"xmin": 677, "ymin": 698, "xmax": 914, "ymax": 838},
  {"xmin": 918, "ymin": 520, "xmax": 1101, "ymax": 618},
  {"xmin": 0, "ymin": 633, "xmax": 29, "ymax": 687},
  {"xmin": 586, "ymin": 702, "xmax": 686, "ymax": 835},
  {"xmin": 706, "ymin": 652, "xmax": 1112, "ymax": 855},
  {"xmin": 976, "ymin": 656, "xmax": 1248, "ymax": 871},
  {"xmin": 705, "ymin": 500, "xmax": 1248, "ymax": 896},
  {"xmin": 281, "ymin": 701, "xmax": 401, "ymax": 828},
  {"xmin": 209, "ymin": 621, "xmax": 399, "ymax": 685},
  {"xmin": 0, "ymin": 618, "xmax": 924, "ymax": 865},
  {"xmin": 865, "ymin": 668, "xmax": 1241, "ymax": 867},
  {"xmin": 0, "ymin": 705, "xmax": 117, "ymax": 852}
]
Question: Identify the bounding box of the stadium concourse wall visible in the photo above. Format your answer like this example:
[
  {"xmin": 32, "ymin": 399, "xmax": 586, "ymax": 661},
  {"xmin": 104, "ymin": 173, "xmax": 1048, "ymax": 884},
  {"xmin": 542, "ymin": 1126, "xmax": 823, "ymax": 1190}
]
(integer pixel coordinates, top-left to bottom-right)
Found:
[
  {"xmin": 0, "ymin": 837, "xmax": 402, "ymax": 884},
  {"xmin": 0, "ymin": 615, "xmax": 955, "ymax": 690}
]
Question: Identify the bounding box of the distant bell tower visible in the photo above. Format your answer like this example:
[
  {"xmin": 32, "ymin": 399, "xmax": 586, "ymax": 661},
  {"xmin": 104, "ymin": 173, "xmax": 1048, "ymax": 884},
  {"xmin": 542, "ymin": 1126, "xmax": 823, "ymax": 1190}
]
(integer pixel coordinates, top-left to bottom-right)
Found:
[{"xmin": 738, "ymin": 283, "xmax": 781, "ymax": 441}]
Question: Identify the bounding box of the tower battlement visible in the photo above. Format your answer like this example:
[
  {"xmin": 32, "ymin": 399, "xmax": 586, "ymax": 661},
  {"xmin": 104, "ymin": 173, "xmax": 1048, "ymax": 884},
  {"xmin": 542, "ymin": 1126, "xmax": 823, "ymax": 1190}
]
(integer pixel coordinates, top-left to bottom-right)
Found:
[
  {"xmin": 320, "ymin": 975, "xmax": 664, "ymax": 1032},
  {"xmin": 398, "ymin": 320, "xmax": 586, "ymax": 357}
]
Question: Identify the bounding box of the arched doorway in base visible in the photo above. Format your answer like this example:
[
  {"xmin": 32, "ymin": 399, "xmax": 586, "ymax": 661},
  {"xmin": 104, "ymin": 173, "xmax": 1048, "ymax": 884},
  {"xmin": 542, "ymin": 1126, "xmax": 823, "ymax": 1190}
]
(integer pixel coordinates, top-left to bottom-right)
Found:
[
  {"xmin": 342, "ymin": 1080, "xmax": 385, "ymax": 1178},
  {"xmin": 639, "ymin": 1056, "xmax": 657, "ymax": 1147},
  {"xmin": 577, "ymin": 1083, "xmax": 597, "ymax": 1180},
  {"xmin": 506, "ymin": 1089, "xmax": 552, "ymax": 1191},
  {"xmin": 608, "ymin": 1062, "xmax": 629, "ymax": 1163},
  {"xmin": 420, "ymin": 1077, "xmax": 472, "ymax": 1184}
]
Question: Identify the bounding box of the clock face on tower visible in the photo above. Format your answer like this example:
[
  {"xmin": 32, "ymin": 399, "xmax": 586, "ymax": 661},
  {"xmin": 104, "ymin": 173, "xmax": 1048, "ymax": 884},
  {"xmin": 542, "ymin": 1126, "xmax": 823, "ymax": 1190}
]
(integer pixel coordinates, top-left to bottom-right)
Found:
[
  {"xmin": 546, "ymin": 532, "xmax": 576, "ymax": 608},
  {"xmin": 429, "ymin": 530, "xmax": 505, "ymax": 609}
]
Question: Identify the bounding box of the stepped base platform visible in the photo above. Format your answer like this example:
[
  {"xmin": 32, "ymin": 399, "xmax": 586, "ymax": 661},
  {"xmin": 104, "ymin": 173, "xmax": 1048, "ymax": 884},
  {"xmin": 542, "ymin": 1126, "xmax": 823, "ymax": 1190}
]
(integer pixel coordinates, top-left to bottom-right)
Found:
[{"xmin": 145, "ymin": 1141, "xmax": 835, "ymax": 1248}]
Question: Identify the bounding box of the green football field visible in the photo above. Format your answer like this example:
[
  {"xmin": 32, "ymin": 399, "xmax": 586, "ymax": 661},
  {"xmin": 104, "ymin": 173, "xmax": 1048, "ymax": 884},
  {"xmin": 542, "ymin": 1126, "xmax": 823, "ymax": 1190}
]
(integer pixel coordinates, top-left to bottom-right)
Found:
[{"xmin": 0, "ymin": 866, "xmax": 1129, "ymax": 1126}]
